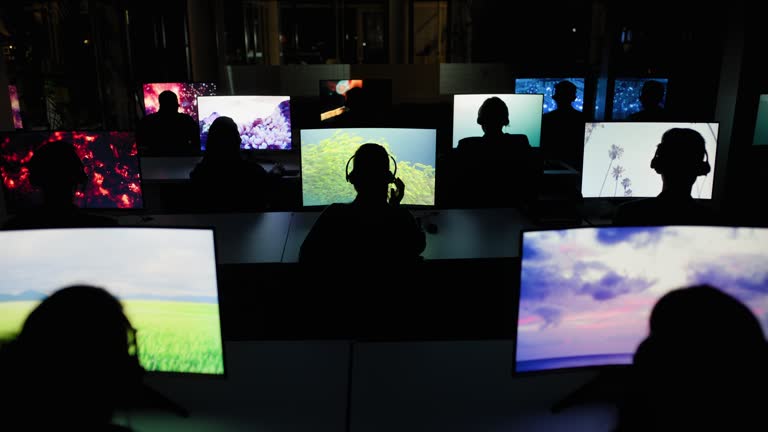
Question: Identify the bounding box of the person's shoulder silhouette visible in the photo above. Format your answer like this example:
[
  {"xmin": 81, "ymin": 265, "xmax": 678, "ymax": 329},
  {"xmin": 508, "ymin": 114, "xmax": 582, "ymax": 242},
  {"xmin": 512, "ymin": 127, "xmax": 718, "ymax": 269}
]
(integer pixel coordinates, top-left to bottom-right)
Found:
[
  {"xmin": 616, "ymin": 285, "xmax": 768, "ymax": 432},
  {"xmin": 137, "ymin": 90, "xmax": 201, "ymax": 157},
  {"xmin": 0, "ymin": 285, "xmax": 144, "ymax": 431},
  {"xmin": 541, "ymin": 80, "xmax": 587, "ymax": 170},
  {"xmin": 627, "ymin": 80, "xmax": 669, "ymax": 122},
  {"xmin": 451, "ymin": 96, "xmax": 538, "ymax": 208},
  {"xmin": 189, "ymin": 116, "xmax": 269, "ymax": 211},
  {"xmin": 2, "ymin": 140, "xmax": 118, "ymax": 230},
  {"xmin": 299, "ymin": 143, "xmax": 426, "ymax": 264},
  {"xmin": 614, "ymin": 128, "xmax": 718, "ymax": 225}
]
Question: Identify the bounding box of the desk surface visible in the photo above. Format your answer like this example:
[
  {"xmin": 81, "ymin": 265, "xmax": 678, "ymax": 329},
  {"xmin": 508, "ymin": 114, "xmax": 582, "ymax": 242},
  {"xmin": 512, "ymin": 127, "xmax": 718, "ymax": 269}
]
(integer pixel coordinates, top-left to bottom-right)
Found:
[
  {"xmin": 117, "ymin": 212, "xmax": 294, "ymax": 264},
  {"xmin": 140, "ymin": 157, "xmax": 301, "ymax": 181},
  {"xmin": 0, "ymin": 208, "xmax": 580, "ymax": 265}
]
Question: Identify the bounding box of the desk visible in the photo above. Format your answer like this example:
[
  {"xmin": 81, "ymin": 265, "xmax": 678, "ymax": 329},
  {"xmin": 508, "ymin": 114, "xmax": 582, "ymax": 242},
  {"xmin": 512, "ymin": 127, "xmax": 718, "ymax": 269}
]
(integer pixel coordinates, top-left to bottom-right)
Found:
[
  {"xmin": 117, "ymin": 212, "xmax": 293, "ymax": 264},
  {"xmin": 281, "ymin": 208, "xmax": 538, "ymax": 262},
  {"xmin": 140, "ymin": 157, "xmax": 202, "ymax": 180}
]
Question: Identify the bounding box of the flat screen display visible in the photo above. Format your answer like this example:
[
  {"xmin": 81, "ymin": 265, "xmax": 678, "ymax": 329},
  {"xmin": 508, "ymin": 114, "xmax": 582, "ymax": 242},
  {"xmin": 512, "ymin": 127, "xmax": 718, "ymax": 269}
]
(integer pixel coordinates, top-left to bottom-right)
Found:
[
  {"xmin": 581, "ymin": 122, "xmax": 718, "ymax": 199},
  {"xmin": 300, "ymin": 128, "xmax": 437, "ymax": 206},
  {"xmin": 0, "ymin": 131, "xmax": 143, "ymax": 210},
  {"xmin": 197, "ymin": 95, "xmax": 292, "ymax": 151},
  {"xmin": 142, "ymin": 82, "xmax": 217, "ymax": 123},
  {"xmin": 515, "ymin": 78, "xmax": 585, "ymax": 113},
  {"xmin": 0, "ymin": 227, "xmax": 224, "ymax": 375},
  {"xmin": 516, "ymin": 226, "xmax": 768, "ymax": 372},
  {"xmin": 452, "ymin": 94, "xmax": 543, "ymax": 148}
]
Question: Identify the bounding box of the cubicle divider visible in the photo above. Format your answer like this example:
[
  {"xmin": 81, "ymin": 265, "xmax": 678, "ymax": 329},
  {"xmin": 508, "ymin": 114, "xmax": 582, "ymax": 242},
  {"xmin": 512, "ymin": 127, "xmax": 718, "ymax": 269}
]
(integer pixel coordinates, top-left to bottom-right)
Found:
[{"xmin": 216, "ymin": 258, "xmax": 519, "ymax": 341}]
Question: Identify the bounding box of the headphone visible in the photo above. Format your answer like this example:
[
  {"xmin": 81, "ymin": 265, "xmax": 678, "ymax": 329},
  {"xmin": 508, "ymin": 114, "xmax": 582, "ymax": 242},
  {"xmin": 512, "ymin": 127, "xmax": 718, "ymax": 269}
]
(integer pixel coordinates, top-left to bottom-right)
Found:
[
  {"xmin": 345, "ymin": 152, "xmax": 397, "ymax": 185},
  {"xmin": 651, "ymin": 142, "xmax": 711, "ymax": 176}
]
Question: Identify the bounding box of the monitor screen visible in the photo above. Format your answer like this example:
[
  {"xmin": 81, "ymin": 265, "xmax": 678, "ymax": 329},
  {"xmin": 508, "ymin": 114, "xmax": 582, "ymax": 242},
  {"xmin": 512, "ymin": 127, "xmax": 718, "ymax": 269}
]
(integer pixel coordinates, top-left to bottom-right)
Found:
[
  {"xmin": 0, "ymin": 131, "xmax": 143, "ymax": 210},
  {"xmin": 197, "ymin": 95, "xmax": 292, "ymax": 151},
  {"xmin": 516, "ymin": 226, "xmax": 768, "ymax": 373},
  {"xmin": 515, "ymin": 78, "xmax": 585, "ymax": 113},
  {"xmin": 300, "ymin": 128, "xmax": 437, "ymax": 206},
  {"xmin": 581, "ymin": 122, "xmax": 718, "ymax": 199},
  {"xmin": 8, "ymin": 85, "xmax": 22, "ymax": 129},
  {"xmin": 753, "ymin": 94, "xmax": 768, "ymax": 146},
  {"xmin": 612, "ymin": 78, "xmax": 668, "ymax": 120},
  {"xmin": 452, "ymin": 94, "xmax": 543, "ymax": 148},
  {"xmin": 142, "ymin": 82, "xmax": 217, "ymax": 123},
  {"xmin": 0, "ymin": 227, "xmax": 224, "ymax": 375},
  {"xmin": 319, "ymin": 79, "xmax": 392, "ymax": 121}
]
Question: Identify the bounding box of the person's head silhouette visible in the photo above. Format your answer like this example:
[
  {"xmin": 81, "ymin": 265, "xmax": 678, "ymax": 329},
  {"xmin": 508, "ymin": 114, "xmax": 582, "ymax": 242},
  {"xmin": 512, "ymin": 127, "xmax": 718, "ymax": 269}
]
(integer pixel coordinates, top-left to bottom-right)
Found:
[
  {"xmin": 553, "ymin": 81, "xmax": 578, "ymax": 110},
  {"xmin": 639, "ymin": 80, "xmax": 665, "ymax": 111},
  {"xmin": 617, "ymin": 285, "xmax": 768, "ymax": 431},
  {"xmin": 650, "ymin": 128, "xmax": 710, "ymax": 196},
  {"xmin": 204, "ymin": 116, "xmax": 242, "ymax": 160},
  {"xmin": 2, "ymin": 285, "xmax": 143, "ymax": 428},
  {"xmin": 158, "ymin": 90, "xmax": 180, "ymax": 113},
  {"xmin": 28, "ymin": 140, "xmax": 88, "ymax": 207},
  {"xmin": 346, "ymin": 143, "xmax": 401, "ymax": 205},
  {"xmin": 477, "ymin": 96, "xmax": 509, "ymax": 135}
]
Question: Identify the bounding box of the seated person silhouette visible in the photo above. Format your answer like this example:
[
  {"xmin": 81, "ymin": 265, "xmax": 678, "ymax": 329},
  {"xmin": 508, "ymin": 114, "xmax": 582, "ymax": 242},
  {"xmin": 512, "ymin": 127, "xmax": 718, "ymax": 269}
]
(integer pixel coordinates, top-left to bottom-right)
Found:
[
  {"xmin": 136, "ymin": 90, "xmax": 201, "ymax": 156},
  {"xmin": 627, "ymin": 80, "xmax": 669, "ymax": 122},
  {"xmin": 451, "ymin": 96, "xmax": 539, "ymax": 208},
  {"xmin": 189, "ymin": 116, "xmax": 272, "ymax": 211},
  {"xmin": 299, "ymin": 143, "xmax": 426, "ymax": 264},
  {"xmin": 613, "ymin": 128, "xmax": 718, "ymax": 225},
  {"xmin": 541, "ymin": 80, "xmax": 587, "ymax": 171},
  {"xmin": 0, "ymin": 285, "xmax": 145, "ymax": 431},
  {"xmin": 2, "ymin": 140, "xmax": 118, "ymax": 230},
  {"xmin": 615, "ymin": 285, "xmax": 768, "ymax": 432}
]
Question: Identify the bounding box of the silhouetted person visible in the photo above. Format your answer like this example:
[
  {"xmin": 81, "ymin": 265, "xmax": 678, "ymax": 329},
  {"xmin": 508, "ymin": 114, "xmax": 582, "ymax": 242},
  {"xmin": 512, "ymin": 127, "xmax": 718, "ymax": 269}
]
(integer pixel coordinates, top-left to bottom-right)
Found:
[
  {"xmin": 189, "ymin": 116, "xmax": 272, "ymax": 211},
  {"xmin": 614, "ymin": 128, "xmax": 718, "ymax": 225},
  {"xmin": 136, "ymin": 90, "xmax": 201, "ymax": 156},
  {"xmin": 541, "ymin": 80, "xmax": 587, "ymax": 171},
  {"xmin": 0, "ymin": 285, "xmax": 144, "ymax": 431},
  {"xmin": 627, "ymin": 80, "xmax": 668, "ymax": 121},
  {"xmin": 450, "ymin": 96, "xmax": 539, "ymax": 208},
  {"xmin": 615, "ymin": 285, "xmax": 768, "ymax": 432},
  {"xmin": 2, "ymin": 140, "xmax": 118, "ymax": 229},
  {"xmin": 299, "ymin": 143, "xmax": 426, "ymax": 263}
]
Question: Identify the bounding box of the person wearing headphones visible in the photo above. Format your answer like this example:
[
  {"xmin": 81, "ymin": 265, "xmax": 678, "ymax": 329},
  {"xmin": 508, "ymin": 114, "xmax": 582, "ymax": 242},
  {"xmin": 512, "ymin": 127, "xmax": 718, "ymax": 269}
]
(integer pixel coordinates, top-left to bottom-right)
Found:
[
  {"xmin": 2, "ymin": 140, "xmax": 117, "ymax": 229},
  {"xmin": 449, "ymin": 96, "xmax": 539, "ymax": 208},
  {"xmin": 299, "ymin": 143, "xmax": 426, "ymax": 264},
  {"xmin": 613, "ymin": 128, "xmax": 719, "ymax": 225}
]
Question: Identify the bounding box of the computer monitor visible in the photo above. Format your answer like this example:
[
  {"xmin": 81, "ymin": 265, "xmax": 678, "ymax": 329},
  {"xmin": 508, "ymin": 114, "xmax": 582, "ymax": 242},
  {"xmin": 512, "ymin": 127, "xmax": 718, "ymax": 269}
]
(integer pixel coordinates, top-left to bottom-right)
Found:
[
  {"xmin": 581, "ymin": 122, "xmax": 718, "ymax": 199},
  {"xmin": 8, "ymin": 85, "xmax": 22, "ymax": 129},
  {"xmin": 197, "ymin": 95, "xmax": 292, "ymax": 151},
  {"xmin": 515, "ymin": 78, "xmax": 585, "ymax": 113},
  {"xmin": 0, "ymin": 131, "xmax": 143, "ymax": 211},
  {"xmin": 452, "ymin": 94, "xmax": 543, "ymax": 148},
  {"xmin": 515, "ymin": 226, "xmax": 768, "ymax": 373},
  {"xmin": 142, "ymin": 82, "xmax": 217, "ymax": 123},
  {"xmin": 300, "ymin": 128, "xmax": 437, "ymax": 206},
  {"xmin": 612, "ymin": 78, "xmax": 668, "ymax": 120},
  {"xmin": 319, "ymin": 79, "xmax": 392, "ymax": 121},
  {"xmin": 753, "ymin": 94, "xmax": 768, "ymax": 145},
  {"xmin": 0, "ymin": 227, "xmax": 224, "ymax": 375}
]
